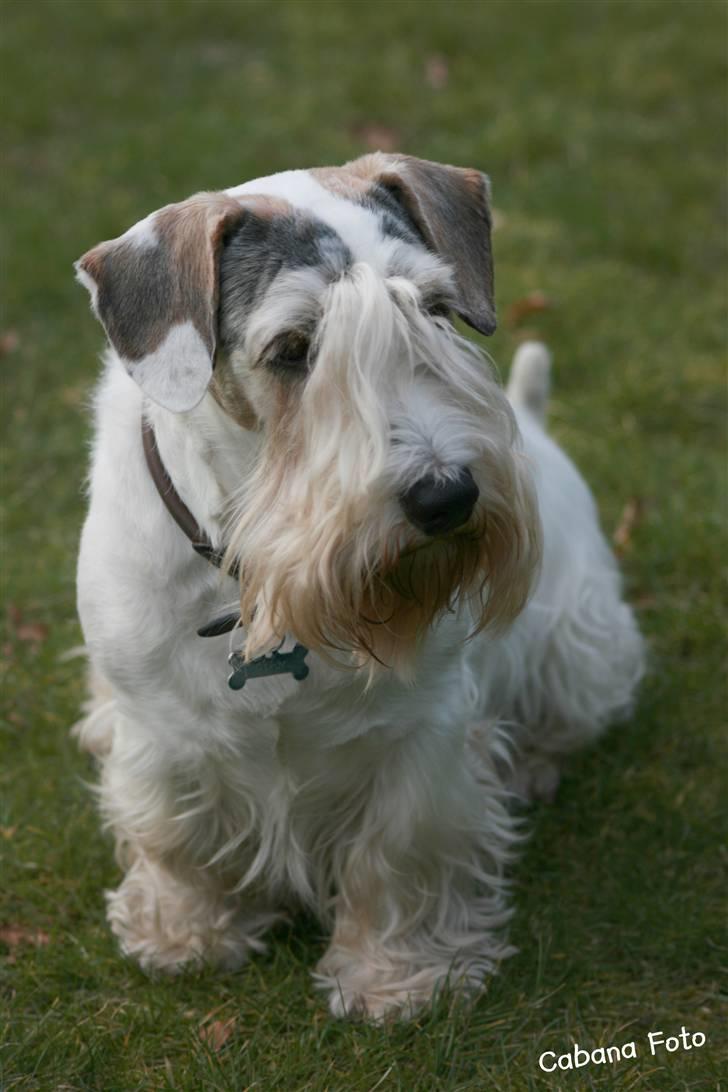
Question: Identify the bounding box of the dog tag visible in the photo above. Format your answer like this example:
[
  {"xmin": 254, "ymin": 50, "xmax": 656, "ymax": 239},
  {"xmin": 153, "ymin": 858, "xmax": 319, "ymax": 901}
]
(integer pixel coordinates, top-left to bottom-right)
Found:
[{"xmin": 227, "ymin": 643, "xmax": 310, "ymax": 690}]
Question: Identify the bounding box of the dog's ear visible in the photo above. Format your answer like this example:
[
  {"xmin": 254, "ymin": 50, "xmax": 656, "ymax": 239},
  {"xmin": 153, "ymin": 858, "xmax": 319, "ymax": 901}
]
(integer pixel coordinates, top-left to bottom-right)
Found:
[
  {"xmin": 75, "ymin": 192, "xmax": 248, "ymax": 412},
  {"xmin": 350, "ymin": 153, "xmax": 496, "ymax": 336}
]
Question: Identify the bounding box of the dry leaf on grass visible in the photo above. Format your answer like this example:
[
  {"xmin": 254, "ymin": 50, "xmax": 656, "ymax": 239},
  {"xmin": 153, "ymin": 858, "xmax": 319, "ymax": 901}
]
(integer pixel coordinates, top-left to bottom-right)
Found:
[
  {"xmin": 0, "ymin": 925, "xmax": 50, "ymax": 949},
  {"xmin": 16, "ymin": 621, "xmax": 49, "ymax": 644},
  {"xmin": 613, "ymin": 497, "xmax": 645, "ymax": 556},
  {"xmin": 7, "ymin": 605, "xmax": 49, "ymax": 646},
  {"xmin": 199, "ymin": 1017, "xmax": 236, "ymax": 1051},
  {"xmin": 506, "ymin": 291, "xmax": 553, "ymax": 328},
  {"xmin": 0, "ymin": 330, "xmax": 19, "ymax": 357},
  {"xmin": 350, "ymin": 123, "xmax": 400, "ymax": 153},
  {"xmin": 0, "ymin": 826, "xmax": 17, "ymax": 840}
]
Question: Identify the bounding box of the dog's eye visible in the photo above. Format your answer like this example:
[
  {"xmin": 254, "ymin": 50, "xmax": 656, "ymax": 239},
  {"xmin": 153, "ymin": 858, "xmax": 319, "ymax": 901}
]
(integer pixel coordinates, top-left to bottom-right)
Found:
[
  {"xmin": 267, "ymin": 333, "xmax": 311, "ymax": 376},
  {"xmin": 427, "ymin": 301, "xmax": 452, "ymax": 320}
]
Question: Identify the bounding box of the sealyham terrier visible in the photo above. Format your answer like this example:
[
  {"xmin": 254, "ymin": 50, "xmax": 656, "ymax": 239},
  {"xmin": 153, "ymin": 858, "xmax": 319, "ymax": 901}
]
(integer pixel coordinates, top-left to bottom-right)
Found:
[{"xmin": 73, "ymin": 153, "xmax": 645, "ymax": 1020}]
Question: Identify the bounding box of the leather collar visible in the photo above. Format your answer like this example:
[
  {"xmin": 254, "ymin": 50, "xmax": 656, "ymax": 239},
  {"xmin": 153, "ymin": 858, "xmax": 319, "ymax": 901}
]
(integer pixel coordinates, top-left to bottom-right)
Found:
[
  {"xmin": 141, "ymin": 418, "xmax": 310, "ymax": 680},
  {"xmin": 141, "ymin": 416, "xmax": 310, "ymax": 681},
  {"xmin": 141, "ymin": 417, "xmax": 237, "ymax": 575},
  {"xmin": 142, "ymin": 417, "xmax": 244, "ymax": 637}
]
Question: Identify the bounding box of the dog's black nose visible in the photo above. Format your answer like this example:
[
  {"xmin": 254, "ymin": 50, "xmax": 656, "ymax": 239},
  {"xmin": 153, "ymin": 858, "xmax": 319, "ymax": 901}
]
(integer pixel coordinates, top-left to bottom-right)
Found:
[{"xmin": 400, "ymin": 467, "xmax": 479, "ymax": 536}]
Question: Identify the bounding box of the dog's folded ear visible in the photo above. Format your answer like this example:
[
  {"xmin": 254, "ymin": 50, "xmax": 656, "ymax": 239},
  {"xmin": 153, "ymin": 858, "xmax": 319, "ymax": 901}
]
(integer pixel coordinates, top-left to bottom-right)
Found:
[
  {"xmin": 75, "ymin": 192, "xmax": 248, "ymax": 412},
  {"xmin": 351, "ymin": 153, "xmax": 496, "ymax": 336}
]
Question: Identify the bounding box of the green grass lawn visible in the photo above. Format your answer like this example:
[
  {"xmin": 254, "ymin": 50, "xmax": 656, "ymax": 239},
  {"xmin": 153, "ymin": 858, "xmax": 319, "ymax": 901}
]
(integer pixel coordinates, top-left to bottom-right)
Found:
[{"xmin": 1, "ymin": 1, "xmax": 726, "ymax": 1088}]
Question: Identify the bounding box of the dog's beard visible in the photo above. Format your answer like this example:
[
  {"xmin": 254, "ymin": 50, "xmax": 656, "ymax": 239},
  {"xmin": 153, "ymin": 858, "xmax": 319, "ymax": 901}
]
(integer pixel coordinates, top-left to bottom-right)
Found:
[
  {"xmin": 358, "ymin": 527, "xmax": 495, "ymax": 674},
  {"xmin": 226, "ymin": 447, "xmax": 539, "ymax": 682},
  {"xmin": 223, "ymin": 262, "xmax": 541, "ymax": 677}
]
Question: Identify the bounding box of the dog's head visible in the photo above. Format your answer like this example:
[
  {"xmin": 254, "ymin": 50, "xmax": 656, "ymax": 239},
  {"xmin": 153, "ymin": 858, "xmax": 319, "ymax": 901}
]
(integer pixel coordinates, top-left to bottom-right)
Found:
[{"xmin": 77, "ymin": 154, "xmax": 540, "ymax": 675}]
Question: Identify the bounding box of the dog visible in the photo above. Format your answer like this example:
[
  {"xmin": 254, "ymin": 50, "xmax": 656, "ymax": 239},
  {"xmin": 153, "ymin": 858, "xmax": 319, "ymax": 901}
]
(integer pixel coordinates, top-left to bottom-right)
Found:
[{"xmin": 73, "ymin": 153, "xmax": 645, "ymax": 1020}]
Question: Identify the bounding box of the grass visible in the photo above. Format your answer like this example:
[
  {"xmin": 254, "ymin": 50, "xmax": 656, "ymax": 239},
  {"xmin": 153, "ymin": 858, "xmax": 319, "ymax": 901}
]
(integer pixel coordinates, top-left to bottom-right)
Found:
[{"xmin": 1, "ymin": 0, "xmax": 726, "ymax": 1088}]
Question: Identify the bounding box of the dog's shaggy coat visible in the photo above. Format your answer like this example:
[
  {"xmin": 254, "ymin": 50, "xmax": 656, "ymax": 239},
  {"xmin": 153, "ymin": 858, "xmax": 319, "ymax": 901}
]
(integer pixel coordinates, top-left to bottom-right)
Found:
[{"xmin": 74, "ymin": 154, "xmax": 644, "ymax": 1019}]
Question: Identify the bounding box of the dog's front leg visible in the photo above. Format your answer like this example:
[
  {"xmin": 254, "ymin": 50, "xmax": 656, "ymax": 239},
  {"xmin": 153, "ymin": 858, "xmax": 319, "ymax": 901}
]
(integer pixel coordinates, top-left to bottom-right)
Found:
[
  {"xmin": 105, "ymin": 849, "xmax": 278, "ymax": 974},
  {"xmin": 80, "ymin": 681, "xmax": 283, "ymax": 974},
  {"xmin": 314, "ymin": 726, "xmax": 518, "ymax": 1021}
]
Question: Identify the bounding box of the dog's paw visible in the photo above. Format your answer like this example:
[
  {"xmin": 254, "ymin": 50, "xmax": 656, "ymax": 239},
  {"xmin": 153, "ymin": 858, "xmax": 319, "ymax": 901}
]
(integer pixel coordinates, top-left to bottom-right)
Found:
[
  {"xmin": 106, "ymin": 856, "xmax": 276, "ymax": 974},
  {"xmin": 107, "ymin": 883, "xmax": 250, "ymax": 974},
  {"xmin": 318, "ymin": 972, "xmax": 444, "ymax": 1022},
  {"xmin": 325, "ymin": 983, "xmax": 428, "ymax": 1022},
  {"xmin": 314, "ymin": 953, "xmax": 482, "ymax": 1023}
]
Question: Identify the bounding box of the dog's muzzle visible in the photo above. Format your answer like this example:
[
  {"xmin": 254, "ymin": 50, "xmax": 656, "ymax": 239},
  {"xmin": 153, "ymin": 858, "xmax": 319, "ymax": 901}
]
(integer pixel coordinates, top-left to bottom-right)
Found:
[{"xmin": 400, "ymin": 467, "xmax": 479, "ymax": 536}]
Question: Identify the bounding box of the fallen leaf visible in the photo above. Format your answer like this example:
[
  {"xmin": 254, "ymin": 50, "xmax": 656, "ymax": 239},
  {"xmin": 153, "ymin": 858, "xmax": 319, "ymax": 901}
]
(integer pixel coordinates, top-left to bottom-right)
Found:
[
  {"xmin": 506, "ymin": 291, "xmax": 553, "ymax": 328},
  {"xmin": 613, "ymin": 497, "xmax": 645, "ymax": 556},
  {"xmin": 424, "ymin": 55, "xmax": 449, "ymax": 89},
  {"xmin": 7, "ymin": 606, "xmax": 49, "ymax": 645},
  {"xmin": 0, "ymin": 827, "xmax": 17, "ymax": 840},
  {"xmin": 16, "ymin": 621, "xmax": 49, "ymax": 645},
  {"xmin": 199, "ymin": 1017, "xmax": 236, "ymax": 1051},
  {"xmin": 0, "ymin": 330, "xmax": 19, "ymax": 356},
  {"xmin": 351, "ymin": 123, "xmax": 400, "ymax": 153},
  {"xmin": 0, "ymin": 925, "xmax": 50, "ymax": 949}
]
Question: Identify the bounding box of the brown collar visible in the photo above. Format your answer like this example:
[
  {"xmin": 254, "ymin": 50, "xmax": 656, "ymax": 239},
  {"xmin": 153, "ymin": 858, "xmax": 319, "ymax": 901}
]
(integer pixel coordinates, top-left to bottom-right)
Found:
[
  {"xmin": 142, "ymin": 417, "xmax": 244, "ymax": 637},
  {"xmin": 141, "ymin": 417, "xmax": 238, "ymax": 577},
  {"xmin": 141, "ymin": 417, "xmax": 308, "ymax": 663}
]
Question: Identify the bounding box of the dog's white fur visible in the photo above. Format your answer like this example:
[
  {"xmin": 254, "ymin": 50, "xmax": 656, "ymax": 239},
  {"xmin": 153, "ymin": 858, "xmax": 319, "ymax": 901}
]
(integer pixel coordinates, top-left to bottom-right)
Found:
[{"xmin": 75, "ymin": 163, "xmax": 644, "ymax": 1021}]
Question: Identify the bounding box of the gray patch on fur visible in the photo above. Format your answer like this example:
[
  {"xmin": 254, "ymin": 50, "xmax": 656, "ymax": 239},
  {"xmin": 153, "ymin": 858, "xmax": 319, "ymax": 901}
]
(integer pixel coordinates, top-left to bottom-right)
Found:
[
  {"xmin": 366, "ymin": 159, "xmax": 497, "ymax": 335},
  {"xmin": 218, "ymin": 212, "xmax": 352, "ymax": 353},
  {"xmin": 91, "ymin": 236, "xmax": 185, "ymax": 361},
  {"xmin": 363, "ymin": 184, "xmax": 425, "ymax": 248}
]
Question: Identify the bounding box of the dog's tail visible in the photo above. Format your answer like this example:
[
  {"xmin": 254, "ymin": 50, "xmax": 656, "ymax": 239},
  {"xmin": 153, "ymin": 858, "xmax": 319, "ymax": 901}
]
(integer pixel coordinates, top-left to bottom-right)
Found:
[{"xmin": 506, "ymin": 340, "xmax": 551, "ymax": 424}]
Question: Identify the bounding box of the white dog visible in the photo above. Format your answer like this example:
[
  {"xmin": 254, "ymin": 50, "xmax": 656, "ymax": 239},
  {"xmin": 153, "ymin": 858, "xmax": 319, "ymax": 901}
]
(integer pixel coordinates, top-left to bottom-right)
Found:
[{"xmin": 74, "ymin": 153, "xmax": 644, "ymax": 1020}]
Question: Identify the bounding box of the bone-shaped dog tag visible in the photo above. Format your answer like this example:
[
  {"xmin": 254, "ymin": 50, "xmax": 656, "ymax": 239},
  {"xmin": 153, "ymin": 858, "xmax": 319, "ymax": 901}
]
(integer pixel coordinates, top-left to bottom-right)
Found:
[{"xmin": 227, "ymin": 643, "xmax": 310, "ymax": 690}]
